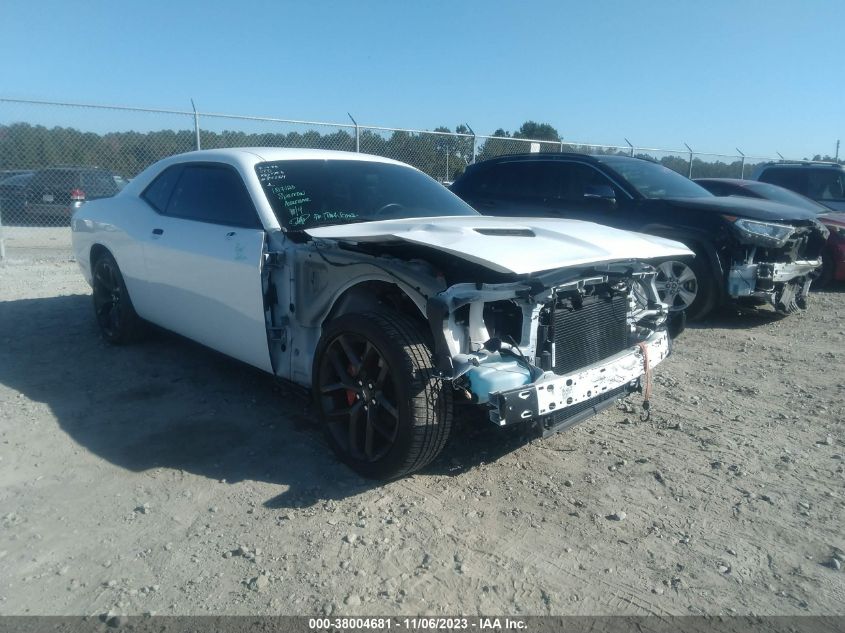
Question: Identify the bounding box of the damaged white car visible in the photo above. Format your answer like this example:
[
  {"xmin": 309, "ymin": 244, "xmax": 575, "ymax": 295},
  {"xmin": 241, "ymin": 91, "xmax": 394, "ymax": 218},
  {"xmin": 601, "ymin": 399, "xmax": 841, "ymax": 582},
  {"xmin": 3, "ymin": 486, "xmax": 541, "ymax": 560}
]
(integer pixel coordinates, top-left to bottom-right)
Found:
[{"xmin": 72, "ymin": 149, "xmax": 691, "ymax": 479}]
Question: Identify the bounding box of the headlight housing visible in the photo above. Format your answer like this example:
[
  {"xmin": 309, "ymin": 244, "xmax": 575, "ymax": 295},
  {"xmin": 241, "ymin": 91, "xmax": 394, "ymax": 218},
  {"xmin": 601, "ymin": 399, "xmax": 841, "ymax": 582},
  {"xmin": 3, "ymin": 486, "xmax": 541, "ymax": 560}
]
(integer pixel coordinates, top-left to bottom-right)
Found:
[{"xmin": 724, "ymin": 216, "xmax": 795, "ymax": 248}]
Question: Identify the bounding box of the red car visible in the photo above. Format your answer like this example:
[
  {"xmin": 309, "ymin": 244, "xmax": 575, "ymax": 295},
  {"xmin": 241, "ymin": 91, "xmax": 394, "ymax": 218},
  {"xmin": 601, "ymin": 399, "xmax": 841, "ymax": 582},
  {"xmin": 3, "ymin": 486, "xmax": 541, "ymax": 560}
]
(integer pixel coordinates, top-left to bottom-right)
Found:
[{"xmin": 695, "ymin": 178, "xmax": 845, "ymax": 286}]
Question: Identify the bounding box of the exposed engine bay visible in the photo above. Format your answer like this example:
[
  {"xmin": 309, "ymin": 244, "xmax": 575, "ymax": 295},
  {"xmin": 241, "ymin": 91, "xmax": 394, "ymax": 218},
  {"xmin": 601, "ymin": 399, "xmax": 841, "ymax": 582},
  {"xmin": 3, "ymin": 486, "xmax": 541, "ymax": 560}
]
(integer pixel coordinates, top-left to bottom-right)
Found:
[
  {"xmin": 427, "ymin": 263, "xmax": 678, "ymax": 434},
  {"xmin": 263, "ymin": 230, "xmax": 684, "ymax": 434}
]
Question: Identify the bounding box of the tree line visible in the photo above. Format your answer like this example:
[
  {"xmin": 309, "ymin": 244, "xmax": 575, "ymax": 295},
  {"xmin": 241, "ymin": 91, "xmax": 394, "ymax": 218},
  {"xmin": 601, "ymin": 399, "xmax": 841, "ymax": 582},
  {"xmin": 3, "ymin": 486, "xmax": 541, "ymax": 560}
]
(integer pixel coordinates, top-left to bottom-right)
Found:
[{"xmin": 2, "ymin": 120, "xmax": 830, "ymax": 183}]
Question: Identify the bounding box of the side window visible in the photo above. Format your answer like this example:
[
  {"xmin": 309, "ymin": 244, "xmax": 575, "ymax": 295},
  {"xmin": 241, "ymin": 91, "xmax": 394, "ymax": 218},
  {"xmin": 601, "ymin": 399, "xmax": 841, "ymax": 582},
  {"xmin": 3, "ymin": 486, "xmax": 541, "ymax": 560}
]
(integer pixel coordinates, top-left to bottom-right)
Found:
[
  {"xmin": 450, "ymin": 166, "xmax": 490, "ymax": 197},
  {"xmin": 559, "ymin": 164, "xmax": 619, "ymax": 203},
  {"xmin": 758, "ymin": 168, "xmax": 807, "ymax": 195},
  {"xmin": 724, "ymin": 185, "xmax": 755, "ymax": 198},
  {"xmin": 462, "ymin": 163, "xmax": 510, "ymax": 197},
  {"xmin": 142, "ymin": 165, "xmax": 183, "ymax": 212},
  {"xmin": 496, "ymin": 162, "xmax": 561, "ymax": 201},
  {"xmin": 165, "ymin": 164, "xmax": 260, "ymax": 228},
  {"xmin": 703, "ymin": 182, "xmax": 726, "ymax": 196},
  {"xmin": 807, "ymin": 170, "xmax": 845, "ymax": 201},
  {"xmin": 82, "ymin": 171, "xmax": 119, "ymax": 196}
]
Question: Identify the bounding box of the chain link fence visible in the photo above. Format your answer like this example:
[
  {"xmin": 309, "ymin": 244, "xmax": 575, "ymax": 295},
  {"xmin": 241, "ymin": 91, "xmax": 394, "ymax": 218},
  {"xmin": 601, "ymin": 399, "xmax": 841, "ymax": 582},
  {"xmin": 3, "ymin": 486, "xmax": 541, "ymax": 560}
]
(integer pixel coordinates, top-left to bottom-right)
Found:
[{"xmin": 0, "ymin": 97, "xmax": 795, "ymax": 260}]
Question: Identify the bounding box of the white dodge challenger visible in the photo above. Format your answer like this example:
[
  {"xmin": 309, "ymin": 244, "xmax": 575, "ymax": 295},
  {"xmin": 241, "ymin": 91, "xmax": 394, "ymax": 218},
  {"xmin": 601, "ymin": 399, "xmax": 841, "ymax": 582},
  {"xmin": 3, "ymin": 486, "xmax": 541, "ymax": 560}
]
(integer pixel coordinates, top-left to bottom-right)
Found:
[{"xmin": 71, "ymin": 148, "xmax": 691, "ymax": 478}]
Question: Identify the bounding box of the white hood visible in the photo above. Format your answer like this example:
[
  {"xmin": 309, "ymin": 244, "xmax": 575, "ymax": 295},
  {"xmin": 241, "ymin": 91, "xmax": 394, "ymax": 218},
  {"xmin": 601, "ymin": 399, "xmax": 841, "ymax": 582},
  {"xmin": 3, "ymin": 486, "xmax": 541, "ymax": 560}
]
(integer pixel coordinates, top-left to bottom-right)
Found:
[{"xmin": 305, "ymin": 216, "xmax": 692, "ymax": 275}]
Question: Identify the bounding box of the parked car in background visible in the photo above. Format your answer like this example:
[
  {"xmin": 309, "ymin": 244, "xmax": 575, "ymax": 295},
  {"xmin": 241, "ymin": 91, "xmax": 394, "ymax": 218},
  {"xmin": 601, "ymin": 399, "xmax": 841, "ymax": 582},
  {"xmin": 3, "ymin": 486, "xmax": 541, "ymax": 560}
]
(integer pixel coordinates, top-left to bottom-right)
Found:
[
  {"xmin": 0, "ymin": 169, "xmax": 33, "ymax": 180},
  {"xmin": 0, "ymin": 171, "xmax": 34, "ymax": 220},
  {"xmin": 71, "ymin": 148, "xmax": 690, "ymax": 478},
  {"xmin": 752, "ymin": 161, "xmax": 845, "ymax": 212},
  {"xmin": 450, "ymin": 154, "xmax": 829, "ymax": 319},
  {"xmin": 26, "ymin": 166, "xmax": 120, "ymax": 223},
  {"xmin": 696, "ymin": 178, "xmax": 845, "ymax": 286}
]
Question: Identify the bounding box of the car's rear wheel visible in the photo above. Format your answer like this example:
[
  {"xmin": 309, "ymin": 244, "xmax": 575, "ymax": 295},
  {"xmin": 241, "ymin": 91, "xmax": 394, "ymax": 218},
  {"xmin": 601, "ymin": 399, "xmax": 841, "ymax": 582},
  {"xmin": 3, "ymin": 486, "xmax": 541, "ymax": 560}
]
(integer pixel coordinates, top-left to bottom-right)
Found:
[
  {"xmin": 653, "ymin": 253, "xmax": 717, "ymax": 321},
  {"xmin": 91, "ymin": 251, "xmax": 145, "ymax": 344},
  {"xmin": 313, "ymin": 312, "xmax": 453, "ymax": 479}
]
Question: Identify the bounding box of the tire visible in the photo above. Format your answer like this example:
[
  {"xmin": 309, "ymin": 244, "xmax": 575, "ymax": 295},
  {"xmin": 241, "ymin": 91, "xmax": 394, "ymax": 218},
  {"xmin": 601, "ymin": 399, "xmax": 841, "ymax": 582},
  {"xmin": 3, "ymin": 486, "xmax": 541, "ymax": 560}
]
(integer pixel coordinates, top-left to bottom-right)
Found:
[
  {"xmin": 91, "ymin": 251, "xmax": 145, "ymax": 344},
  {"xmin": 312, "ymin": 312, "xmax": 453, "ymax": 479},
  {"xmin": 815, "ymin": 251, "xmax": 834, "ymax": 289},
  {"xmin": 653, "ymin": 250, "xmax": 718, "ymax": 321}
]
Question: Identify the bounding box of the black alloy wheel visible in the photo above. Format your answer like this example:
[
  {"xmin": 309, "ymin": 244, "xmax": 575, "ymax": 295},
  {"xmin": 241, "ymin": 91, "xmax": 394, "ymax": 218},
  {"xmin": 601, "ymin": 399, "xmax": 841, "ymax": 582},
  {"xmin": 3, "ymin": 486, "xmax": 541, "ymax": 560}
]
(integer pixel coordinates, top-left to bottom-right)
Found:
[
  {"xmin": 91, "ymin": 251, "xmax": 144, "ymax": 344},
  {"xmin": 313, "ymin": 312, "xmax": 452, "ymax": 479},
  {"xmin": 319, "ymin": 331, "xmax": 400, "ymax": 463}
]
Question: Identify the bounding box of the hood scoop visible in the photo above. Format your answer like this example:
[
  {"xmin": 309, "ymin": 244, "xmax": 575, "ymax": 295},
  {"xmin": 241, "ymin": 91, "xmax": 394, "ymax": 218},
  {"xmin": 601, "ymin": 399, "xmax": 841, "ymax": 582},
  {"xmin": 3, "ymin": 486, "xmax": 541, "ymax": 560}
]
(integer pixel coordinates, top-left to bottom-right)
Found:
[{"xmin": 474, "ymin": 228, "xmax": 535, "ymax": 237}]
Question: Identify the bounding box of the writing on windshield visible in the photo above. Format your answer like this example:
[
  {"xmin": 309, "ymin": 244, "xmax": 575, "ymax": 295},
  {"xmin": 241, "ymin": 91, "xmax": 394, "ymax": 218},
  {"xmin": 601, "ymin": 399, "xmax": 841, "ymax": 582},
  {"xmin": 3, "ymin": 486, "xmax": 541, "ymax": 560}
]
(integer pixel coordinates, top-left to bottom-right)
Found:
[{"xmin": 255, "ymin": 158, "xmax": 477, "ymax": 230}]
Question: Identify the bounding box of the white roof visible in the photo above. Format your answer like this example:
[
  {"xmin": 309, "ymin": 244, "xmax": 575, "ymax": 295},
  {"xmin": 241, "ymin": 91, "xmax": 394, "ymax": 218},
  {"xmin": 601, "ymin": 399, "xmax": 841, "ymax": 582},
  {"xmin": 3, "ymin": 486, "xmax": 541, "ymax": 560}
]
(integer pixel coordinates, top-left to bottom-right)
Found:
[{"xmin": 170, "ymin": 147, "xmax": 409, "ymax": 167}]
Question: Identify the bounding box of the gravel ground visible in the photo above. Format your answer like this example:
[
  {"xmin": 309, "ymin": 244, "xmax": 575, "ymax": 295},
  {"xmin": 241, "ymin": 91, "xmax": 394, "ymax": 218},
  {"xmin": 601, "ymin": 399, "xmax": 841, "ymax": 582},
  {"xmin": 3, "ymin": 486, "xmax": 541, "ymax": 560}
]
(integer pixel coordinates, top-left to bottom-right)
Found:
[{"xmin": 0, "ymin": 259, "xmax": 843, "ymax": 617}]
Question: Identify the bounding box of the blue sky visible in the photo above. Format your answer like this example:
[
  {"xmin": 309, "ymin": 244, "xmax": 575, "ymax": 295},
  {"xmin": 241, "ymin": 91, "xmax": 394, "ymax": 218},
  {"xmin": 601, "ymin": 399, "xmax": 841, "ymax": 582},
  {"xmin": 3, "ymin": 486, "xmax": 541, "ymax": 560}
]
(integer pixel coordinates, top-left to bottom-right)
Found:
[{"xmin": 1, "ymin": 0, "xmax": 843, "ymax": 158}]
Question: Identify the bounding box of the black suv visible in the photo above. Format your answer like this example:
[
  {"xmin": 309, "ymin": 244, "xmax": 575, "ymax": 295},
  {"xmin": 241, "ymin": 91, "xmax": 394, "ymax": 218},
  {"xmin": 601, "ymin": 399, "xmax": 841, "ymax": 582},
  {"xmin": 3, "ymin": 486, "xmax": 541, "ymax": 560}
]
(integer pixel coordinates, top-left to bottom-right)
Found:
[
  {"xmin": 25, "ymin": 166, "xmax": 120, "ymax": 223},
  {"xmin": 752, "ymin": 162, "xmax": 845, "ymax": 212},
  {"xmin": 450, "ymin": 154, "xmax": 829, "ymax": 319}
]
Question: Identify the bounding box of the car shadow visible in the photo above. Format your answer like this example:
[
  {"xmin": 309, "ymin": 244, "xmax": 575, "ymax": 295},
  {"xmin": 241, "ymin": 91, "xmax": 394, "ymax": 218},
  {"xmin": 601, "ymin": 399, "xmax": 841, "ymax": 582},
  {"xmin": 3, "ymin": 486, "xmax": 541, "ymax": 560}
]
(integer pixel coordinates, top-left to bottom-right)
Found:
[
  {"xmin": 688, "ymin": 303, "xmax": 794, "ymax": 330},
  {"xmin": 0, "ymin": 293, "xmax": 536, "ymax": 510}
]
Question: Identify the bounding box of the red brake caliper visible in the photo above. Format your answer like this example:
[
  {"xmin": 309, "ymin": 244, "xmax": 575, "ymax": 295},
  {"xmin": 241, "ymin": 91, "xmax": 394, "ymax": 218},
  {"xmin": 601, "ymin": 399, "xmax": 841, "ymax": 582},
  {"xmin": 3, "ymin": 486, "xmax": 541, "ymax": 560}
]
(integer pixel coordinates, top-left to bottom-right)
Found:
[{"xmin": 345, "ymin": 363, "xmax": 357, "ymax": 406}]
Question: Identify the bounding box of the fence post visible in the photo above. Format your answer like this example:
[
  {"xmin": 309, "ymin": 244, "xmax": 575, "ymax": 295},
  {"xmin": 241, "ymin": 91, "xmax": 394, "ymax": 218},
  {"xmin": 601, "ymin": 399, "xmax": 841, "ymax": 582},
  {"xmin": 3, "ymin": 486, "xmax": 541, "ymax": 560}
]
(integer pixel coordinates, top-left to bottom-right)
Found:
[
  {"xmin": 625, "ymin": 138, "xmax": 634, "ymax": 157},
  {"xmin": 736, "ymin": 148, "xmax": 746, "ymax": 179},
  {"xmin": 0, "ymin": 202, "xmax": 5, "ymax": 262},
  {"xmin": 191, "ymin": 99, "xmax": 201, "ymax": 151},
  {"xmin": 348, "ymin": 113, "xmax": 360, "ymax": 152},
  {"xmin": 464, "ymin": 123, "xmax": 477, "ymax": 164},
  {"xmin": 684, "ymin": 143, "xmax": 694, "ymax": 178}
]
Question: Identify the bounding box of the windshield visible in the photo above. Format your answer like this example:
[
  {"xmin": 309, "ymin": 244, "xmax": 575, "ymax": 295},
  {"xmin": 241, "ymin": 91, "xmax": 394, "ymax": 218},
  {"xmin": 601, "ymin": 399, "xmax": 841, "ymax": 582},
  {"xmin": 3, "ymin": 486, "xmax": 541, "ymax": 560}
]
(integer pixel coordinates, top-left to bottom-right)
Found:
[
  {"xmin": 744, "ymin": 181, "xmax": 829, "ymax": 214},
  {"xmin": 598, "ymin": 156, "xmax": 713, "ymax": 199},
  {"xmin": 255, "ymin": 159, "xmax": 479, "ymax": 230}
]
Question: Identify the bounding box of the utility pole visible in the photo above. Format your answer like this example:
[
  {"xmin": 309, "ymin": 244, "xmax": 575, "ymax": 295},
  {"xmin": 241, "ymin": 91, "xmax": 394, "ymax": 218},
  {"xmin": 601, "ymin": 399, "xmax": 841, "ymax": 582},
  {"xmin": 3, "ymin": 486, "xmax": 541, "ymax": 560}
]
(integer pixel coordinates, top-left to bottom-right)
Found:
[{"xmin": 836, "ymin": 140, "xmax": 840, "ymax": 161}]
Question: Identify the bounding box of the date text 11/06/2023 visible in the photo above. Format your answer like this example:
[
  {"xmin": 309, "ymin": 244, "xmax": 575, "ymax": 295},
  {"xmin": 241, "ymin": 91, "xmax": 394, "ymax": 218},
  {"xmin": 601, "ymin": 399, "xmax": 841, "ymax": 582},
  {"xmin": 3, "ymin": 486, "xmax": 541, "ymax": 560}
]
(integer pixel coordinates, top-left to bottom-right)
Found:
[{"xmin": 308, "ymin": 617, "xmax": 527, "ymax": 630}]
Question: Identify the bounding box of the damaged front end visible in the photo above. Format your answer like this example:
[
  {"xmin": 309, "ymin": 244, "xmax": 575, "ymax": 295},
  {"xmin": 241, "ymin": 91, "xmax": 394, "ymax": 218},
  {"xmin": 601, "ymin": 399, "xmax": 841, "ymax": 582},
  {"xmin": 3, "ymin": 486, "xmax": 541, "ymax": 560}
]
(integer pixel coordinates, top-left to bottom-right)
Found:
[
  {"xmin": 724, "ymin": 217, "xmax": 829, "ymax": 314},
  {"xmin": 427, "ymin": 262, "xmax": 680, "ymax": 437}
]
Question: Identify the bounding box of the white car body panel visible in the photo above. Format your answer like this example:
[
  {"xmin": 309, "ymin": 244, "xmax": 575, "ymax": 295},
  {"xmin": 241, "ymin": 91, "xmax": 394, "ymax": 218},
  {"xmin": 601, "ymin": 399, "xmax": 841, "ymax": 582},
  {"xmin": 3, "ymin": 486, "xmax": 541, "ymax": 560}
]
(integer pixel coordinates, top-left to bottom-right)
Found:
[
  {"xmin": 72, "ymin": 148, "xmax": 688, "ymax": 394},
  {"xmin": 305, "ymin": 215, "xmax": 691, "ymax": 275},
  {"xmin": 141, "ymin": 216, "xmax": 271, "ymax": 372}
]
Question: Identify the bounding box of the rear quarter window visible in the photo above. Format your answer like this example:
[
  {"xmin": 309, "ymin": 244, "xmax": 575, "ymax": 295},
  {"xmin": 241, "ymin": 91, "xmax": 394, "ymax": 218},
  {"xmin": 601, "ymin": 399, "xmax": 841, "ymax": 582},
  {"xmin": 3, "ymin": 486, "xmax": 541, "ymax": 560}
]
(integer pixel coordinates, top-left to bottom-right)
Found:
[{"xmin": 142, "ymin": 165, "xmax": 184, "ymax": 212}]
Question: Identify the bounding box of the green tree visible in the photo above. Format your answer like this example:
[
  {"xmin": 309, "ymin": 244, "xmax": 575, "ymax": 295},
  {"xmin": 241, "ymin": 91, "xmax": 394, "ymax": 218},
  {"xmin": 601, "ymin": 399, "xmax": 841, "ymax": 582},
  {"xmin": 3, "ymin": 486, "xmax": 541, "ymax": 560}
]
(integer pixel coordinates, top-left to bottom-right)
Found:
[{"xmin": 513, "ymin": 121, "xmax": 560, "ymax": 142}]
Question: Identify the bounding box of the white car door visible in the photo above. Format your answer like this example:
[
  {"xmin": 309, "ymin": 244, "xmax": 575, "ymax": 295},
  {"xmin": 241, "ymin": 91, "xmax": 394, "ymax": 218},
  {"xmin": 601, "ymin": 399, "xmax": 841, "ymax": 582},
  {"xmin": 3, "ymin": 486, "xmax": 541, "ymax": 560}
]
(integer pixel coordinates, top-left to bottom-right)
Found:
[{"xmin": 139, "ymin": 162, "xmax": 273, "ymax": 373}]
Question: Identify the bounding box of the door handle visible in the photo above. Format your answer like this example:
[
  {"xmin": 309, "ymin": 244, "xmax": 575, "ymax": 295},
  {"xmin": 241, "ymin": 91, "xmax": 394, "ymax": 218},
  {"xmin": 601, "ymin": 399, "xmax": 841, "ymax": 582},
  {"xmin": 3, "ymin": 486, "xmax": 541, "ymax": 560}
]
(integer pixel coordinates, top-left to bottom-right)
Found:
[
  {"xmin": 152, "ymin": 228, "xmax": 163, "ymax": 236},
  {"xmin": 225, "ymin": 231, "xmax": 236, "ymax": 239}
]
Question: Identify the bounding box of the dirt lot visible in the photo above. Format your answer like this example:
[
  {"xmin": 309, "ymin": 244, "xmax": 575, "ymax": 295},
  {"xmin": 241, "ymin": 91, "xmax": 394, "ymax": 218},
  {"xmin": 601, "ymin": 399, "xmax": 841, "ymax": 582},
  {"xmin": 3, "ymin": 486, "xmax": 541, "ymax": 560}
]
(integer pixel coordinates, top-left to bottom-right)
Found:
[{"xmin": 0, "ymin": 258, "xmax": 843, "ymax": 617}]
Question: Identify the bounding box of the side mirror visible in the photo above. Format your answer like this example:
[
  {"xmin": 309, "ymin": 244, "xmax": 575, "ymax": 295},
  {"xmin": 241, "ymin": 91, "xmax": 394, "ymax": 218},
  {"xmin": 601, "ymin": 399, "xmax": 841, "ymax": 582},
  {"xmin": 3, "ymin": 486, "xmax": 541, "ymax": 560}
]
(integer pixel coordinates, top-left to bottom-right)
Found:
[{"xmin": 583, "ymin": 184, "xmax": 616, "ymax": 202}]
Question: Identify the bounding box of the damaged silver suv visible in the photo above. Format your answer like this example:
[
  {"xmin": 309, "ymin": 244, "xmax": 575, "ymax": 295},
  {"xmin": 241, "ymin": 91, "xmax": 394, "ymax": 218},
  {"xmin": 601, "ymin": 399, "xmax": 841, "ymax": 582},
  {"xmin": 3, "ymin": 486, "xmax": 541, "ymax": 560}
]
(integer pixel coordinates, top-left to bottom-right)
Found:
[{"xmin": 71, "ymin": 148, "xmax": 690, "ymax": 479}]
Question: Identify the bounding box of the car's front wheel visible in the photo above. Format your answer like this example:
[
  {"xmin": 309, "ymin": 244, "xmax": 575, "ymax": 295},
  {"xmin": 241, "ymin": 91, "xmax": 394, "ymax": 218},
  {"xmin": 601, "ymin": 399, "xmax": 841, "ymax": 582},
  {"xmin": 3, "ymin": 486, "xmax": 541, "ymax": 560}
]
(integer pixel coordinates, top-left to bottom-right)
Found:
[
  {"xmin": 653, "ymin": 253, "xmax": 717, "ymax": 321},
  {"xmin": 313, "ymin": 312, "xmax": 453, "ymax": 479},
  {"xmin": 815, "ymin": 250, "xmax": 834, "ymax": 288},
  {"xmin": 91, "ymin": 251, "xmax": 145, "ymax": 344}
]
